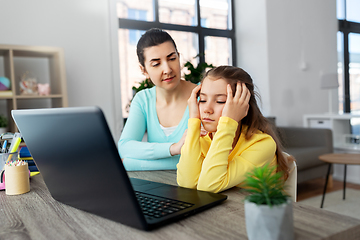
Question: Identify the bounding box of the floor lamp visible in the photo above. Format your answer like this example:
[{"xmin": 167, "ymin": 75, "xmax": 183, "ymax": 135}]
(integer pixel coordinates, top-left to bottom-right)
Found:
[{"xmin": 320, "ymin": 73, "xmax": 339, "ymax": 114}]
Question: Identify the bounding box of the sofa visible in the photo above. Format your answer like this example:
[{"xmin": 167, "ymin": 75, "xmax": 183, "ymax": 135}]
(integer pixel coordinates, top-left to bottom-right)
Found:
[{"xmin": 276, "ymin": 127, "xmax": 333, "ymax": 184}]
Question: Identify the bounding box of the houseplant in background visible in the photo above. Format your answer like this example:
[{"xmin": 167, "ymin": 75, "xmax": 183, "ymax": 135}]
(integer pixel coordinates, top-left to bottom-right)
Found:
[
  {"xmin": 183, "ymin": 55, "xmax": 215, "ymax": 84},
  {"xmin": 0, "ymin": 114, "xmax": 8, "ymax": 134},
  {"xmin": 242, "ymin": 164, "xmax": 294, "ymax": 240},
  {"xmin": 125, "ymin": 78, "xmax": 154, "ymax": 114},
  {"xmin": 131, "ymin": 78, "xmax": 154, "ymax": 97}
]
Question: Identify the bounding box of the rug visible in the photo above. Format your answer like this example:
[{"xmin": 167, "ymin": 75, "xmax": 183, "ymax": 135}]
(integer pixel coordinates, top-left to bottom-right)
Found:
[{"xmin": 299, "ymin": 188, "xmax": 360, "ymax": 220}]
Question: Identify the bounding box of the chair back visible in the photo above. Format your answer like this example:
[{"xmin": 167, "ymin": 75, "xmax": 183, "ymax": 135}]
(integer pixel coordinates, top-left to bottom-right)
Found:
[{"xmin": 284, "ymin": 152, "xmax": 297, "ymax": 202}]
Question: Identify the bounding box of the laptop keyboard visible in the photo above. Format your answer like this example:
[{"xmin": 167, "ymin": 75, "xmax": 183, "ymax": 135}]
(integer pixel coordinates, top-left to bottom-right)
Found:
[{"xmin": 135, "ymin": 191, "xmax": 194, "ymax": 219}]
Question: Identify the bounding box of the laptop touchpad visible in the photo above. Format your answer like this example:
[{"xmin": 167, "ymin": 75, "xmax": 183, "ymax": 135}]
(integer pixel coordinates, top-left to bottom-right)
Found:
[{"xmin": 130, "ymin": 178, "xmax": 165, "ymax": 191}]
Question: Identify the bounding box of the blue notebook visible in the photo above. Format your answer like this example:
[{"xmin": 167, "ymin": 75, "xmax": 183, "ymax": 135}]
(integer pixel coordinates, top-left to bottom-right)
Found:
[
  {"xmin": 19, "ymin": 146, "xmax": 39, "ymax": 172},
  {"xmin": 19, "ymin": 146, "xmax": 32, "ymax": 158}
]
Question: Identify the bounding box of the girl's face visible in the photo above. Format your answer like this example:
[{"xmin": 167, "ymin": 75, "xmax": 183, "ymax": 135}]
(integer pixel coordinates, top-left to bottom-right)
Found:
[
  {"xmin": 199, "ymin": 77, "xmax": 228, "ymax": 133},
  {"xmin": 141, "ymin": 41, "xmax": 181, "ymax": 90}
]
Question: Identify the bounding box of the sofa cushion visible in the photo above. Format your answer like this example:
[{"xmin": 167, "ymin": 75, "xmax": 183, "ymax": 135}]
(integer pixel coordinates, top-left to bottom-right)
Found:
[{"xmin": 285, "ymin": 146, "xmax": 329, "ymax": 171}]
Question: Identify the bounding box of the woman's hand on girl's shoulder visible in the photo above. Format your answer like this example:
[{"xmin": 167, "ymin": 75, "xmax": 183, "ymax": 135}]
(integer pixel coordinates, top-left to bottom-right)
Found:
[
  {"xmin": 222, "ymin": 82, "xmax": 250, "ymax": 122},
  {"xmin": 188, "ymin": 84, "xmax": 201, "ymax": 119}
]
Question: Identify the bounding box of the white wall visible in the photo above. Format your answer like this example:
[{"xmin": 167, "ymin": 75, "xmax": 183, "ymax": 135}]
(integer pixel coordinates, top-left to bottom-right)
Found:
[
  {"xmin": 0, "ymin": 0, "xmax": 338, "ymax": 136},
  {"xmin": 0, "ymin": 0, "xmax": 123, "ymax": 141},
  {"xmin": 235, "ymin": 0, "xmax": 271, "ymax": 116},
  {"xmin": 235, "ymin": 0, "xmax": 338, "ymax": 127},
  {"xmin": 235, "ymin": 1, "xmax": 360, "ymax": 184}
]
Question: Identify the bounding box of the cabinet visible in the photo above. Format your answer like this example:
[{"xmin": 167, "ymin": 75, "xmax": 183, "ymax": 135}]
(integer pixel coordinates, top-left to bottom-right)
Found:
[
  {"xmin": 303, "ymin": 113, "xmax": 360, "ymax": 151},
  {"xmin": 0, "ymin": 44, "xmax": 68, "ymax": 132}
]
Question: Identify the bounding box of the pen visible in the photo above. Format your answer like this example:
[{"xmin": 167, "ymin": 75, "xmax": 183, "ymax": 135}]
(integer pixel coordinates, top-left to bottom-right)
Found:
[
  {"xmin": 7, "ymin": 133, "xmax": 21, "ymax": 153},
  {"xmin": 6, "ymin": 133, "xmax": 22, "ymax": 163},
  {"xmin": 9, "ymin": 137, "xmax": 21, "ymax": 153},
  {"xmin": 1, "ymin": 140, "xmax": 7, "ymax": 153}
]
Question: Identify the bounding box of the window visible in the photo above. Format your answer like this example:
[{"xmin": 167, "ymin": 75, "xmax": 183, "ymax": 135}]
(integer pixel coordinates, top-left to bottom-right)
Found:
[
  {"xmin": 127, "ymin": 9, "xmax": 147, "ymax": 44},
  {"xmin": 117, "ymin": 0, "xmax": 235, "ymax": 117},
  {"xmin": 337, "ymin": 0, "xmax": 360, "ymax": 133}
]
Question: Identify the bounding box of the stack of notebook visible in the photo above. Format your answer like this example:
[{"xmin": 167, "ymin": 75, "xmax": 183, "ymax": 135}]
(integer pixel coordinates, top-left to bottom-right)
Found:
[{"xmin": 19, "ymin": 146, "xmax": 39, "ymax": 176}]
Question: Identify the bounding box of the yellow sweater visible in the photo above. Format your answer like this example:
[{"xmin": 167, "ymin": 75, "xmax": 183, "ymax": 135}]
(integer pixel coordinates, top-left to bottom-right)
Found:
[{"xmin": 177, "ymin": 117, "xmax": 277, "ymax": 193}]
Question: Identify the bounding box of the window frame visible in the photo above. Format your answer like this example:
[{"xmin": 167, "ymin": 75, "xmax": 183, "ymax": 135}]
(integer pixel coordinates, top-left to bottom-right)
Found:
[
  {"xmin": 338, "ymin": 1, "xmax": 360, "ymax": 113},
  {"xmin": 118, "ymin": 0, "xmax": 236, "ymax": 66}
]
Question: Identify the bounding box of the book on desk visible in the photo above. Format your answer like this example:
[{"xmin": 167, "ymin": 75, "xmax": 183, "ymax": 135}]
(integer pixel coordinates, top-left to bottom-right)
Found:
[{"xmin": 19, "ymin": 146, "xmax": 39, "ymax": 175}]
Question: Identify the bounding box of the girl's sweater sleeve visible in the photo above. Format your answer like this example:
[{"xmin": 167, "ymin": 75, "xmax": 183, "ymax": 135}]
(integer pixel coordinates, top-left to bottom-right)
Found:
[
  {"xmin": 177, "ymin": 118, "xmax": 203, "ymax": 189},
  {"xmin": 177, "ymin": 116, "xmax": 277, "ymax": 193},
  {"xmin": 198, "ymin": 117, "xmax": 276, "ymax": 193}
]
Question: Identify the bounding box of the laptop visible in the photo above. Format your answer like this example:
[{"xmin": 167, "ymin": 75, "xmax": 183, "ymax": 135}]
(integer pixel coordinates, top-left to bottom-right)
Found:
[{"xmin": 11, "ymin": 106, "xmax": 227, "ymax": 231}]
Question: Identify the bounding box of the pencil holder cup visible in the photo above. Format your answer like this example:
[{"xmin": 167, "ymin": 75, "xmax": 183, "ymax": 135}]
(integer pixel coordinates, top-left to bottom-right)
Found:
[
  {"xmin": 1, "ymin": 152, "xmax": 18, "ymax": 171},
  {"xmin": 1, "ymin": 155, "xmax": 6, "ymax": 173},
  {"xmin": 1, "ymin": 152, "xmax": 18, "ymax": 190},
  {"xmin": 4, "ymin": 157, "xmax": 30, "ymax": 195}
]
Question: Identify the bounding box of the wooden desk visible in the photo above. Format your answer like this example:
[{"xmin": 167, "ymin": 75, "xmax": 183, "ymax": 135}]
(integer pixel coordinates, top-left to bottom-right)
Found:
[{"xmin": 1, "ymin": 171, "xmax": 360, "ymax": 240}]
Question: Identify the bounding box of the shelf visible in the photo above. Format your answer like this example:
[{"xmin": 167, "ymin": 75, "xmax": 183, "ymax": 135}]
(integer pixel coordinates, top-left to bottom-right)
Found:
[
  {"xmin": 0, "ymin": 44, "xmax": 68, "ymax": 132},
  {"xmin": 14, "ymin": 94, "xmax": 63, "ymax": 99},
  {"xmin": 304, "ymin": 113, "xmax": 360, "ymax": 151}
]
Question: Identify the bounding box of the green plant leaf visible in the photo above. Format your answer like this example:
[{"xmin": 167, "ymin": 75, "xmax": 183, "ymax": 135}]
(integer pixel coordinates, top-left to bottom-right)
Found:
[
  {"xmin": 0, "ymin": 114, "xmax": 8, "ymax": 128},
  {"xmin": 242, "ymin": 163, "xmax": 289, "ymax": 206},
  {"xmin": 183, "ymin": 55, "xmax": 215, "ymax": 84},
  {"xmin": 132, "ymin": 78, "xmax": 154, "ymax": 94}
]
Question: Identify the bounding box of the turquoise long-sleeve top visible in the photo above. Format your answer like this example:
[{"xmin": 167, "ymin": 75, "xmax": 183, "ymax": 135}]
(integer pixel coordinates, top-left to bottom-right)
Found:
[{"xmin": 118, "ymin": 87, "xmax": 189, "ymax": 171}]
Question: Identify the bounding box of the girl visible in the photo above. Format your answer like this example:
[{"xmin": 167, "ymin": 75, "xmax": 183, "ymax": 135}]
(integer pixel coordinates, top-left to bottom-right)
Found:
[
  {"xmin": 118, "ymin": 28, "xmax": 196, "ymax": 171},
  {"xmin": 177, "ymin": 66, "xmax": 289, "ymax": 193}
]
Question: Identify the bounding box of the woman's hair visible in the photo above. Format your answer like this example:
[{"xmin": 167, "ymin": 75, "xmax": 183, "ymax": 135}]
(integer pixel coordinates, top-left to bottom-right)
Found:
[
  {"xmin": 136, "ymin": 28, "xmax": 178, "ymax": 67},
  {"xmin": 202, "ymin": 65, "xmax": 290, "ymax": 179}
]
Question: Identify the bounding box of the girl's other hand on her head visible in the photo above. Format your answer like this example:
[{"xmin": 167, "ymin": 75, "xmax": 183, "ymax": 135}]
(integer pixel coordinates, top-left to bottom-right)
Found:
[
  {"xmin": 222, "ymin": 82, "xmax": 250, "ymax": 122},
  {"xmin": 188, "ymin": 84, "xmax": 201, "ymax": 119}
]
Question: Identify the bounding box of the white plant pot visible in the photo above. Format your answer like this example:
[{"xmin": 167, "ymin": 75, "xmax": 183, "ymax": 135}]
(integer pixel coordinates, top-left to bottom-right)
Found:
[{"xmin": 244, "ymin": 199, "xmax": 294, "ymax": 240}]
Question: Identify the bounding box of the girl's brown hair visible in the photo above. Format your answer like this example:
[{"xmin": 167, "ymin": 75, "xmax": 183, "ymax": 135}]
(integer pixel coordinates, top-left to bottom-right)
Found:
[{"xmin": 202, "ymin": 65, "xmax": 290, "ymax": 179}]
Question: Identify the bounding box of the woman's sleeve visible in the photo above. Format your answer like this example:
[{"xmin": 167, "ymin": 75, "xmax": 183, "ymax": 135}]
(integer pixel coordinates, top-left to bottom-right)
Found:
[
  {"xmin": 177, "ymin": 118, "xmax": 204, "ymax": 189},
  {"xmin": 118, "ymin": 92, "xmax": 173, "ymax": 161},
  {"xmin": 197, "ymin": 117, "xmax": 276, "ymax": 193}
]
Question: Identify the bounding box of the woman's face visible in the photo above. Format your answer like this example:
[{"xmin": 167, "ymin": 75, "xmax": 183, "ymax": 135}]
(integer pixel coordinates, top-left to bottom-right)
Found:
[
  {"xmin": 199, "ymin": 77, "xmax": 228, "ymax": 133},
  {"xmin": 141, "ymin": 41, "xmax": 181, "ymax": 90}
]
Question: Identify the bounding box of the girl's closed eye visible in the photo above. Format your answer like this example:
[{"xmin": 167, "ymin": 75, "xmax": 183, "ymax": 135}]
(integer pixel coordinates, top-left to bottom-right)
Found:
[
  {"xmin": 216, "ymin": 97, "xmax": 227, "ymax": 104},
  {"xmin": 199, "ymin": 99, "xmax": 206, "ymax": 103}
]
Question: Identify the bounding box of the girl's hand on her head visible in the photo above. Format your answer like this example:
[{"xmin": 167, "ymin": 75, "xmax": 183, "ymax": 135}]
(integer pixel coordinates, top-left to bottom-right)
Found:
[
  {"xmin": 188, "ymin": 84, "xmax": 201, "ymax": 119},
  {"xmin": 221, "ymin": 82, "xmax": 250, "ymax": 122}
]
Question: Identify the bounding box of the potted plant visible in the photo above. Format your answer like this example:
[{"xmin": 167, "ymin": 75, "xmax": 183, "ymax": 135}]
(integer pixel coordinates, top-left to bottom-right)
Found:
[
  {"xmin": 242, "ymin": 164, "xmax": 294, "ymax": 240},
  {"xmin": 0, "ymin": 114, "xmax": 8, "ymax": 134},
  {"xmin": 131, "ymin": 78, "xmax": 154, "ymax": 97},
  {"xmin": 183, "ymin": 56, "xmax": 215, "ymax": 84}
]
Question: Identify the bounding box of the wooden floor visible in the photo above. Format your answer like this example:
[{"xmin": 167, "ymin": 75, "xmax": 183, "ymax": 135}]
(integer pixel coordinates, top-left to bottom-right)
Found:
[{"xmin": 297, "ymin": 177, "xmax": 360, "ymax": 202}]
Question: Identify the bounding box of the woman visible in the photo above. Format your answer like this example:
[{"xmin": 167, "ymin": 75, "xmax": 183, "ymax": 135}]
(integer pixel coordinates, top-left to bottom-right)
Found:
[
  {"xmin": 177, "ymin": 66, "xmax": 290, "ymax": 193},
  {"xmin": 118, "ymin": 28, "xmax": 197, "ymax": 171}
]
